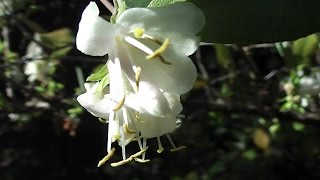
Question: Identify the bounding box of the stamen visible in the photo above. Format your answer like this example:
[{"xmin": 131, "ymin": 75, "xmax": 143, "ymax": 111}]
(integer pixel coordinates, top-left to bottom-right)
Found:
[
  {"xmin": 135, "ymin": 113, "xmax": 141, "ymax": 122},
  {"xmin": 124, "ymin": 36, "xmax": 171, "ymax": 65},
  {"xmin": 133, "ymin": 28, "xmax": 145, "ymax": 38},
  {"xmin": 97, "ymin": 148, "xmax": 116, "ymax": 167},
  {"xmin": 170, "ymin": 146, "xmax": 187, "ymax": 152},
  {"xmin": 134, "ymin": 158, "xmax": 150, "ymax": 163},
  {"xmin": 142, "ymin": 138, "xmax": 147, "ymax": 160},
  {"xmin": 110, "ymin": 147, "xmax": 149, "ymax": 167},
  {"xmin": 98, "ymin": 117, "xmax": 108, "ymax": 124},
  {"xmin": 120, "ymin": 128, "xmax": 126, "ymax": 160},
  {"xmin": 113, "ymin": 95, "xmax": 126, "ymax": 111},
  {"xmin": 124, "ymin": 36, "xmax": 154, "ymax": 54},
  {"xmin": 134, "ymin": 67, "xmax": 141, "ymax": 92},
  {"xmin": 156, "ymin": 136, "xmax": 164, "ymax": 153},
  {"xmin": 166, "ymin": 134, "xmax": 187, "ymax": 152},
  {"xmin": 123, "ymin": 123, "xmax": 136, "ymax": 134},
  {"xmin": 146, "ymin": 38, "xmax": 170, "ymax": 60},
  {"xmin": 141, "ymin": 34, "xmax": 162, "ymax": 45},
  {"xmin": 112, "ymin": 134, "xmax": 121, "ymax": 141},
  {"xmin": 107, "ymin": 112, "xmax": 115, "ymax": 152},
  {"xmin": 166, "ymin": 134, "xmax": 176, "ymax": 149}
]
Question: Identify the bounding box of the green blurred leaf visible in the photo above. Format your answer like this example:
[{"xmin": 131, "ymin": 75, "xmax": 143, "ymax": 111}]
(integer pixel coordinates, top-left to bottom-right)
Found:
[
  {"xmin": 215, "ymin": 44, "xmax": 235, "ymax": 70},
  {"xmin": 191, "ymin": 0, "xmax": 320, "ymax": 43},
  {"xmin": 86, "ymin": 64, "xmax": 108, "ymax": 82},
  {"xmin": 39, "ymin": 28, "xmax": 74, "ymax": 49},
  {"xmin": 50, "ymin": 46, "xmax": 72, "ymax": 59},
  {"xmin": 148, "ymin": 0, "xmax": 185, "ymax": 7},
  {"xmin": 293, "ymin": 34, "xmax": 319, "ymax": 58},
  {"xmin": 125, "ymin": 0, "xmax": 152, "ymax": 7}
]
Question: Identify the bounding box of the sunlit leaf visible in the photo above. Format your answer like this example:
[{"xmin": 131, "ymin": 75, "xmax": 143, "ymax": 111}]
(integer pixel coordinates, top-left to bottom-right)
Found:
[
  {"xmin": 86, "ymin": 64, "xmax": 108, "ymax": 82},
  {"xmin": 148, "ymin": 0, "xmax": 185, "ymax": 7}
]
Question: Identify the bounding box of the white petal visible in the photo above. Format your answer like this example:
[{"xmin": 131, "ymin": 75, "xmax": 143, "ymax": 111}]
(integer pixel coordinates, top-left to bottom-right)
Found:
[
  {"xmin": 163, "ymin": 92, "xmax": 183, "ymax": 116},
  {"xmin": 136, "ymin": 115, "xmax": 177, "ymax": 138},
  {"xmin": 124, "ymin": 83, "xmax": 171, "ymax": 117},
  {"xmin": 76, "ymin": 2, "xmax": 118, "ymax": 56},
  {"xmin": 117, "ymin": 2, "xmax": 205, "ymax": 55},
  {"xmin": 123, "ymin": 41, "xmax": 197, "ymax": 95},
  {"xmin": 77, "ymin": 83, "xmax": 115, "ymax": 118}
]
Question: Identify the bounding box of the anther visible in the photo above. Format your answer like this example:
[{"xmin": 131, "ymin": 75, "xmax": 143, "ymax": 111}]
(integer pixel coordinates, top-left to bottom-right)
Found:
[
  {"xmin": 134, "ymin": 158, "xmax": 150, "ymax": 163},
  {"xmin": 134, "ymin": 28, "xmax": 145, "ymax": 38},
  {"xmin": 110, "ymin": 147, "xmax": 149, "ymax": 167},
  {"xmin": 98, "ymin": 117, "xmax": 108, "ymax": 124},
  {"xmin": 113, "ymin": 95, "xmax": 126, "ymax": 111},
  {"xmin": 156, "ymin": 136, "xmax": 164, "ymax": 153},
  {"xmin": 123, "ymin": 123, "xmax": 136, "ymax": 134},
  {"xmin": 112, "ymin": 134, "xmax": 121, "ymax": 141},
  {"xmin": 170, "ymin": 146, "xmax": 187, "ymax": 152},
  {"xmin": 97, "ymin": 148, "xmax": 116, "ymax": 167},
  {"xmin": 134, "ymin": 67, "xmax": 141, "ymax": 92},
  {"xmin": 146, "ymin": 38, "xmax": 170, "ymax": 60}
]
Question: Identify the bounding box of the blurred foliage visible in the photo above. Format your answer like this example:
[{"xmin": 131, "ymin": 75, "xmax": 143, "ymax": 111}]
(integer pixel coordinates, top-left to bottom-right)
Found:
[
  {"xmin": 192, "ymin": 0, "xmax": 320, "ymax": 43},
  {"xmin": 1, "ymin": 0, "xmax": 320, "ymax": 180}
]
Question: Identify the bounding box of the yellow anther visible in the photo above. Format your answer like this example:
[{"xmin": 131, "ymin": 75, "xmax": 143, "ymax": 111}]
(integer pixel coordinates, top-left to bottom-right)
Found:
[
  {"xmin": 146, "ymin": 38, "xmax": 170, "ymax": 60},
  {"xmin": 110, "ymin": 147, "xmax": 149, "ymax": 167},
  {"xmin": 123, "ymin": 123, "xmax": 136, "ymax": 134},
  {"xmin": 112, "ymin": 134, "xmax": 121, "ymax": 141},
  {"xmin": 134, "ymin": 28, "xmax": 145, "ymax": 38},
  {"xmin": 97, "ymin": 148, "xmax": 116, "ymax": 167},
  {"xmin": 134, "ymin": 158, "xmax": 150, "ymax": 163},
  {"xmin": 135, "ymin": 113, "xmax": 141, "ymax": 122},
  {"xmin": 110, "ymin": 158, "xmax": 131, "ymax": 167},
  {"xmin": 113, "ymin": 95, "xmax": 126, "ymax": 111},
  {"xmin": 98, "ymin": 118, "xmax": 108, "ymax": 124},
  {"xmin": 134, "ymin": 67, "xmax": 142, "ymax": 92},
  {"xmin": 130, "ymin": 147, "xmax": 148, "ymax": 159},
  {"xmin": 157, "ymin": 147, "xmax": 164, "ymax": 153},
  {"xmin": 170, "ymin": 146, "xmax": 187, "ymax": 152}
]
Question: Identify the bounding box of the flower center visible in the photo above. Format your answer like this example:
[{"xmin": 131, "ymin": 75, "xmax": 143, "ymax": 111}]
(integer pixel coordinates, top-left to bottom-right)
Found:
[{"xmin": 124, "ymin": 28, "xmax": 172, "ymax": 65}]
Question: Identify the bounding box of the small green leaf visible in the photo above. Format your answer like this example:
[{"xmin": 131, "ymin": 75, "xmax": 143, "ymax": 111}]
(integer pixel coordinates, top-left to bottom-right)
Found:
[
  {"xmin": 86, "ymin": 64, "xmax": 108, "ymax": 82},
  {"xmin": 148, "ymin": 0, "xmax": 186, "ymax": 7},
  {"xmin": 39, "ymin": 28, "xmax": 74, "ymax": 49},
  {"xmin": 215, "ymin": 44, "xmax": 235, "ymax": 70},
  {"xmin": 293, "ymin": 34, "xmax": 319, "ymax": 58},
  {"xmin": 125, "ymin": 0, "xmax": 152, "ymax": 7},
  {"xmin": 96, "ymin": 74, "xmax": 110, "ymax": 93}
]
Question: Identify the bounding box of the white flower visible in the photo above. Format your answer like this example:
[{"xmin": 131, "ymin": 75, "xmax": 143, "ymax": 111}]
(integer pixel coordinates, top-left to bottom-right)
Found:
[
  {"xmin": 76, "ymin": 1, "xmax": 205, "ymax": 95},
  {"xmin": 76, "ymin": 1, "xmax": 205, "ymax": 166},
  {"xmin": 77, "ymin": 59, "xmax": 183, "ymax": 166},
  {"xmin": 299, "ymin": 72, "xmax": 320, "ymax": 96}
]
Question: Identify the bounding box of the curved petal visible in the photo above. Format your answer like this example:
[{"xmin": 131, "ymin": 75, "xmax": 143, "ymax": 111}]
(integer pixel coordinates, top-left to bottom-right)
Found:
[
  {"xmin": 117, "ymin": 2, "xmax": 205, "ymax": 55},
  {"xmin": 77, "ymin": 83, "xmax": 115, "ymax": 118},
  {"xmin": 136, "ymin": 115, "xmax": 177, "ymax": 138},
  {"xmin": 76, "ymin": 2, "xmax": 118, "ymax": 56},
  {"xmin": 123, "ymin": 41, "xmax": 197, "ymax": 95},
  {"xmin": 124, "ymin": 82, "xmax": 171, "ymax": 117},
  {"xmin": 163, "ymin": 92, "xmax": 182, "ymax": 116}
]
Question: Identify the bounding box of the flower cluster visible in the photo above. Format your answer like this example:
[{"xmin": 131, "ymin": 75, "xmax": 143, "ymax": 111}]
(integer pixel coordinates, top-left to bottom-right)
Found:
[{"xmin": 76, "ymin": 1, "xmax": 205, "ymax": 166}]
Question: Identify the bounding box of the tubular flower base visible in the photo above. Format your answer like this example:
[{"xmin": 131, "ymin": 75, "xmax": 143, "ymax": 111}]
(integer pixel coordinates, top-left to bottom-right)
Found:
[{"xmin": 76, "ymin": 1, "xmax": 205, "ymax": 166}]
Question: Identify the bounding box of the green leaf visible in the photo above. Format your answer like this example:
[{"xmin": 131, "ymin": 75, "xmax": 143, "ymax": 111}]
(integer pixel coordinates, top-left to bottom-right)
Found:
[
  {"xmin": 190, "ymin": 0, "xmax": 320, "ymax": 43},
  {"xmin": 215, "ymin": 44, "xmax": 235, "ymax": 70},
  {"xmin": 148, "ymin": 0, "xmax": 185, "ymax": 7},
  {"xmin": 86, "ymin": 64, "xmax": 108, "ymax": 82},
  {"xmin": 293, "ymin": 34, "xmax": 319, "ymax": 58},
  {"xmin": 39, "ymin": 28, "xmax": 74, "ymax": 49},
  {"xmin": 96, "ymin": 74, "xmax": 110, "ymax": 93},
  {"xmin": 125, "ymin": 0, "xmax": 152, "ymax": 7}
]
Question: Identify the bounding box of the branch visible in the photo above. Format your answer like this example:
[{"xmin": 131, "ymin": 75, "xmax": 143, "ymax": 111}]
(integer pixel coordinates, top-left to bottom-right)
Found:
[{"xmin": 190, "ymin": 100, "xmax": 320, "ymax": 127}]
